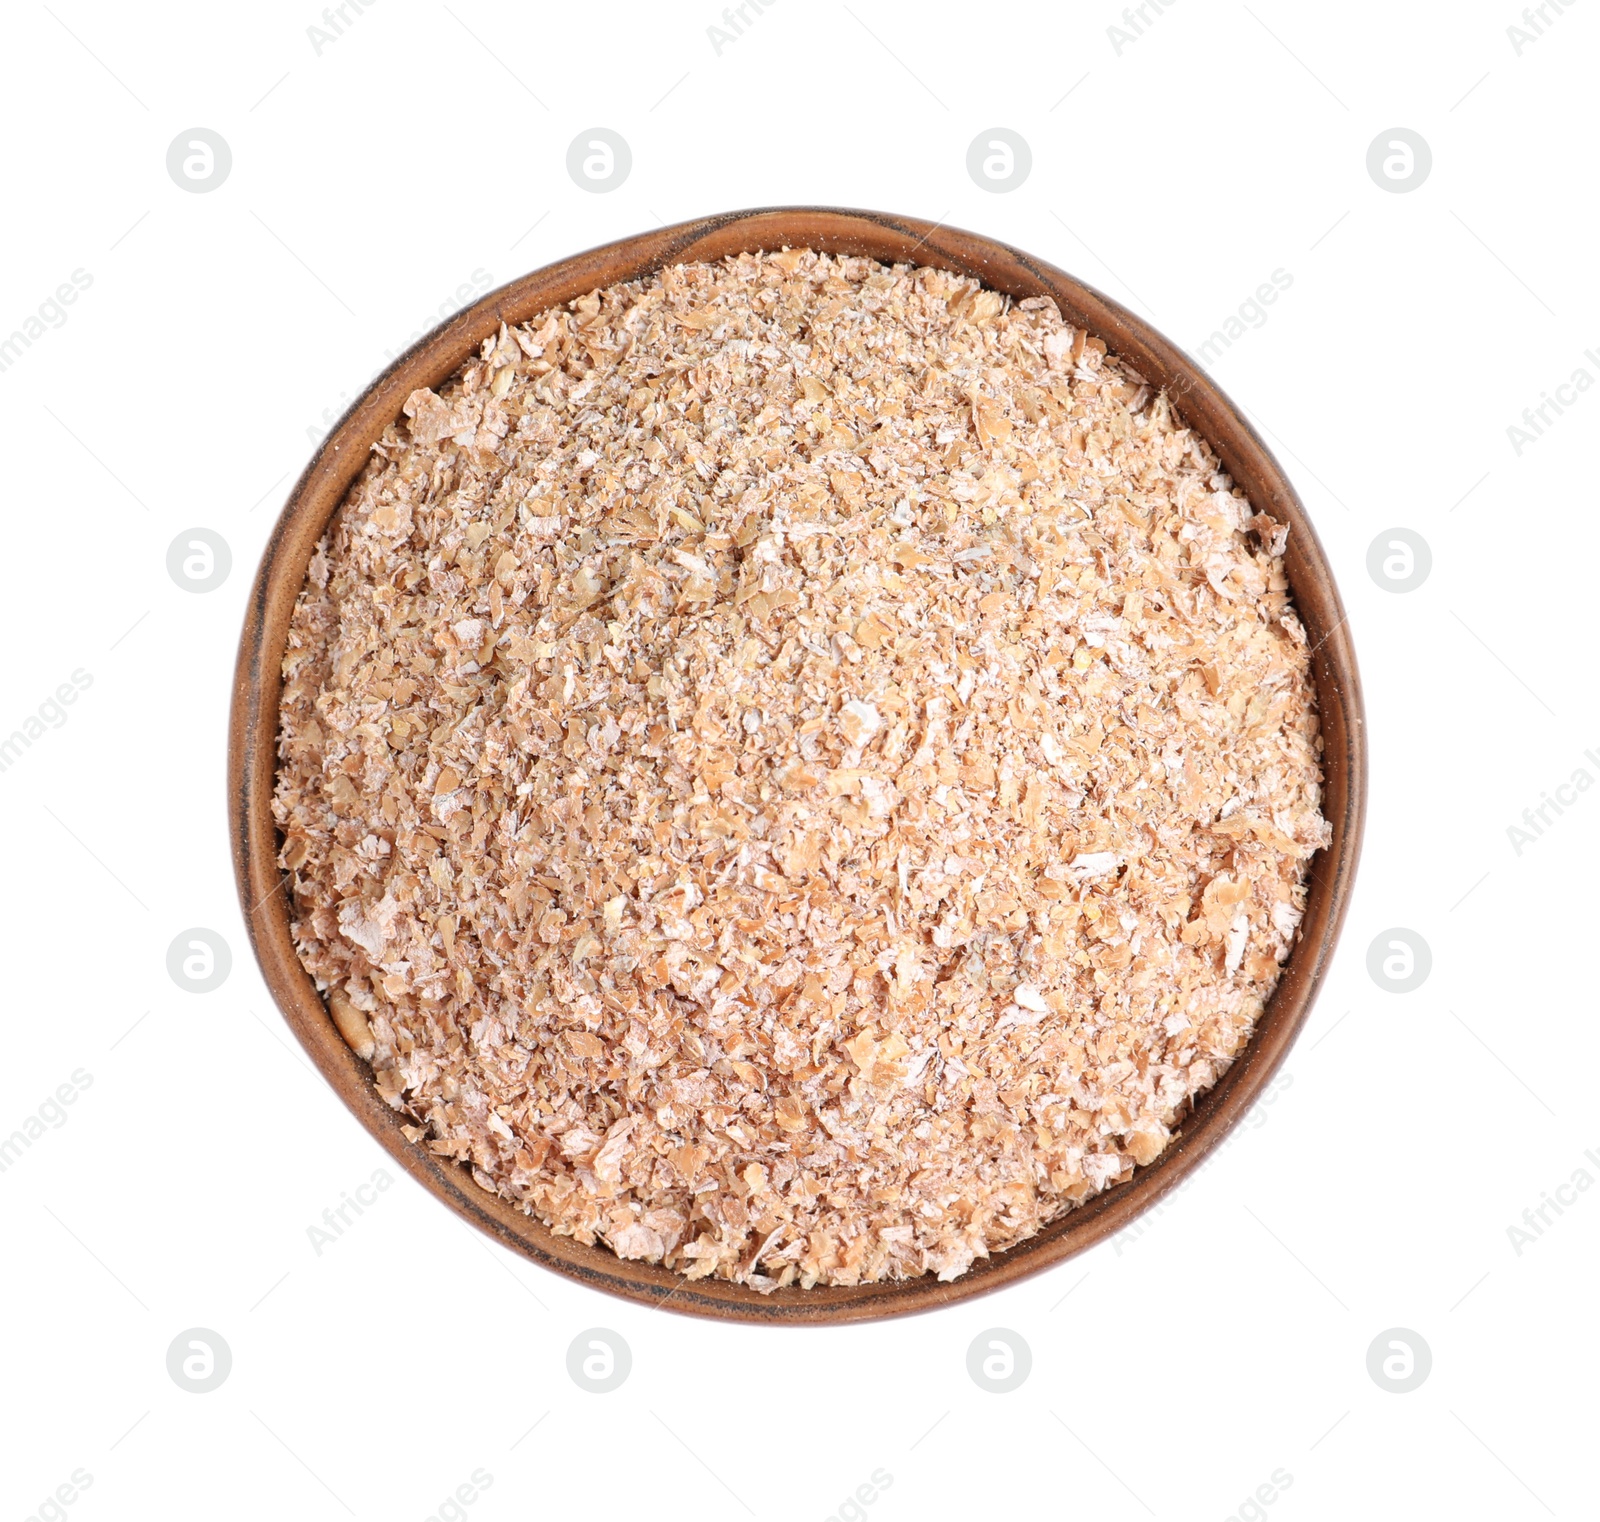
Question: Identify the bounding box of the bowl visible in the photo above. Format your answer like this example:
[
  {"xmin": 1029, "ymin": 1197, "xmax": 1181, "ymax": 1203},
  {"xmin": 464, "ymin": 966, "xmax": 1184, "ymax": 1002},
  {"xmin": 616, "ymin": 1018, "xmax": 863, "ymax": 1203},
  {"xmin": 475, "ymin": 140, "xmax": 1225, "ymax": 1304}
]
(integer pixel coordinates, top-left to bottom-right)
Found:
[{"xmin": 229, "ymin": 206, "xmax": 1366, "ymax": 1324}]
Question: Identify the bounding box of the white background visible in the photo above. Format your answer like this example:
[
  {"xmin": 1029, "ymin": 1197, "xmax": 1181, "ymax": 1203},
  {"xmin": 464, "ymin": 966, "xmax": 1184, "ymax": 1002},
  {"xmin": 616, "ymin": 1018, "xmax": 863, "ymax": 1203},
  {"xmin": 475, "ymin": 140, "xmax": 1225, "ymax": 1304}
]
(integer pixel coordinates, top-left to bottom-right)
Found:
[{"xmin": 1, "ymin": 1, "xmax": 1594, "ymax": 1517}]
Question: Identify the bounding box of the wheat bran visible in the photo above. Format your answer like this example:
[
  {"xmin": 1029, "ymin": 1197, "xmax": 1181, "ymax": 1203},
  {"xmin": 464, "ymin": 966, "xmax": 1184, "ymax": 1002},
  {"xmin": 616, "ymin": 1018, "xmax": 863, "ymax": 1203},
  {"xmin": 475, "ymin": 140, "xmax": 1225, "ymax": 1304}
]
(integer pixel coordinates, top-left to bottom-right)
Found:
[{"xmin": 273, "ymin": 250, "xmax": 1329, "ymax": 1288}]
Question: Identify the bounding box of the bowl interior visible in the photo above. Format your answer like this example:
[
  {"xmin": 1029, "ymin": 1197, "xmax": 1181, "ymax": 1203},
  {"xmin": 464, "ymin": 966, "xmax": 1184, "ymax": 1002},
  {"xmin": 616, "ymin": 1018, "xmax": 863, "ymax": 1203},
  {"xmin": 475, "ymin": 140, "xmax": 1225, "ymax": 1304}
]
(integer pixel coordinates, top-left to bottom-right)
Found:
[{"xmin": 229, "ymin": 207, "xmax": 1365, "ymax": 1324}]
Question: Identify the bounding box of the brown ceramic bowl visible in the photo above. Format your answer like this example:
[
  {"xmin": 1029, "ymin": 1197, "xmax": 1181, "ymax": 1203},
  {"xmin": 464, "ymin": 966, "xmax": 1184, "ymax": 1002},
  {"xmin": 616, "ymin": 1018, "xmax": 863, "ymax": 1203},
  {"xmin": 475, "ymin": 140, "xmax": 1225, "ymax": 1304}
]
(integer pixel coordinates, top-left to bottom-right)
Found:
[{"xmin": 230, "ymin": 207, "xmax": 1366, "ymax": 1324}]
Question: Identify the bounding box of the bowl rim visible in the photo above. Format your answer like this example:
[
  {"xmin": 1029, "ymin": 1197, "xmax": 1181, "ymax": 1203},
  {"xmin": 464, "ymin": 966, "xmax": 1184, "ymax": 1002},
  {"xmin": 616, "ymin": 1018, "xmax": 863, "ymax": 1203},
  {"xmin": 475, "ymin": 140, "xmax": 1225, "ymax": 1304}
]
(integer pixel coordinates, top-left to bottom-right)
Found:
[{"xmin": 229, "ymin": 205, "xmax": 1366, "ymax": 1325}]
